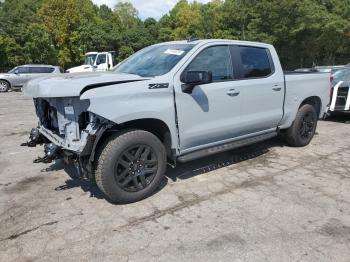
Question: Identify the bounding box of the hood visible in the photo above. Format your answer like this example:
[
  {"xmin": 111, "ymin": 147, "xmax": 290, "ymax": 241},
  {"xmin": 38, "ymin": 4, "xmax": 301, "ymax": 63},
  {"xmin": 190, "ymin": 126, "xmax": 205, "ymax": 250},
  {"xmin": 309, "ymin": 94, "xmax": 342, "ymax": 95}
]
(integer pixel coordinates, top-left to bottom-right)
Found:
[
  {"xmin": 0, "ymin": 73, "xmax": 12, "ymax": 78},
  {"xmin": 23, "ymin": 72, "xmax": 148, "ymax": 98},
  {"xmin": 66, "ymin": 65, "xmax": 93, "ymax": 73}
]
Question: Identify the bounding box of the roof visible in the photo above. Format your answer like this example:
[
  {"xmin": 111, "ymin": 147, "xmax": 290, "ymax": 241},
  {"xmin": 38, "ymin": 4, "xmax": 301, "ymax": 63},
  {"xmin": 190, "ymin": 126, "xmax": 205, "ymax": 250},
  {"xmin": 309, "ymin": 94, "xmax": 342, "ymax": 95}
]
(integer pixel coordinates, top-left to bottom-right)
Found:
[
  {"xmin": 155, "ymin": 39, "xmax": 273, "ymax": 48},
  {"xmin": 20, "ymin": 64, "xmax": 57, "ymax": 67}
]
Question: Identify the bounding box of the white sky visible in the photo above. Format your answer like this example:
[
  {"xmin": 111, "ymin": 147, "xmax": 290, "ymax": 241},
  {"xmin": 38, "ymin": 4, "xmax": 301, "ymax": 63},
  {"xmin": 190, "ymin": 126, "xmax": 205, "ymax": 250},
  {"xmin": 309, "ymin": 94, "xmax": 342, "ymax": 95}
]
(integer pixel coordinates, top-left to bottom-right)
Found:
[{"xmin": 92, "ymin": 0, "xmax": 211, "ymax": 20}]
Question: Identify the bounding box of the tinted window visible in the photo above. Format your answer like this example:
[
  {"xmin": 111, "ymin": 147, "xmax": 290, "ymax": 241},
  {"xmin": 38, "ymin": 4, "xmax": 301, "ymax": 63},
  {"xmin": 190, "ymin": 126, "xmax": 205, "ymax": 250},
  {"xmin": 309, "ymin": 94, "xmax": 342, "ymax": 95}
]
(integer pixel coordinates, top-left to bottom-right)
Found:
[
  {"xmin": 29, "ymin": 67, "xmax": 55, "ymax": 73},
  {"xmin": 115, "ymin": 44, "xmax": 194, "ymax": 77},
  {"xmin": 17, "ymin": 67, "xmax": 30, "ymax": 74},
  {"xmin": 239, "ymin": 47, "xmax": 272, "ymax": 78},
  {"xmin": 186, "ymin": 46, "xmax": 233, "ymax": 81}
]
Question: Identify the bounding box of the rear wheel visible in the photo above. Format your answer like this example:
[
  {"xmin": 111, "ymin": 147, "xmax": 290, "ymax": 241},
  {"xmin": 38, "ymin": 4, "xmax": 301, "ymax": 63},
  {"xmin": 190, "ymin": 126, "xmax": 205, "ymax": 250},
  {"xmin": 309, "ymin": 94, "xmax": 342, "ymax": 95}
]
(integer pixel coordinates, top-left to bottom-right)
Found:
[
  {"xmin": 285, "ymin": 104, "xmax": 318, "ymax": 147},
  {"xmin": 0, "ymin": 80, "xmax": 10, "ymax": 92},
  {"xmin": 95, "ymin": 130, "xmax": 167, "ymax": 204}
]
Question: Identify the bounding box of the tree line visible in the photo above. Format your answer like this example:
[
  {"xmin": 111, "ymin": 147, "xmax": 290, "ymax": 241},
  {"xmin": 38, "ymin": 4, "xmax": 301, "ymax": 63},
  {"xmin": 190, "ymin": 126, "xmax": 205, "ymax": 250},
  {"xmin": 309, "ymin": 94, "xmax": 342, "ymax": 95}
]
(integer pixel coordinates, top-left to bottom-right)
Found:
[{"xmin": 0, "ymin": 0, "xmax": 349, "ymax": 71}]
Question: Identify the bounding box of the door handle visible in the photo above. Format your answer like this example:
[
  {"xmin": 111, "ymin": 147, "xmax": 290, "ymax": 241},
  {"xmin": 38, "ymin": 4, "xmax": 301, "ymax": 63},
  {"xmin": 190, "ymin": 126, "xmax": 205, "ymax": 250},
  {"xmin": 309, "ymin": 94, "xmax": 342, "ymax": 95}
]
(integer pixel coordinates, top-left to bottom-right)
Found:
[
  {"xmin": 272, "ymin": 87, "xmax": 282, "ymax": 91},
  {"xmin": 227, "ymin": 89, "xmax": 240, "ymax": 97}
]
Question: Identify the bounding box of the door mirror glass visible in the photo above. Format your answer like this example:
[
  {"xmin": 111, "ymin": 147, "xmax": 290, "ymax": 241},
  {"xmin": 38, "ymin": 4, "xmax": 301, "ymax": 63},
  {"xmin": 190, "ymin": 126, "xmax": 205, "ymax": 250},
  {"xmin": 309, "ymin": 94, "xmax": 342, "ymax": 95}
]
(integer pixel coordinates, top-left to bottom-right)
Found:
[{"xmin": 181, "ymin": 71, "xmax": 212, "ymax": 93}]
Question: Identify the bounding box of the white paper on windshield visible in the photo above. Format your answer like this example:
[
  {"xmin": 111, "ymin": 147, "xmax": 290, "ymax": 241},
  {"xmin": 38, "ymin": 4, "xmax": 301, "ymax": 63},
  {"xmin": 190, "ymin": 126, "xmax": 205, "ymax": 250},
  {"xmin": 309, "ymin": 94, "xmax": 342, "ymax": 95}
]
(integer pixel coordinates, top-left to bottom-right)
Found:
[
  {"xmin": 64, "ymin": 106, "xmax": 75, "ymax": 115},
  {"xmin": 164, "ymin": 49, "xmax": 185, "ymax": 56}
]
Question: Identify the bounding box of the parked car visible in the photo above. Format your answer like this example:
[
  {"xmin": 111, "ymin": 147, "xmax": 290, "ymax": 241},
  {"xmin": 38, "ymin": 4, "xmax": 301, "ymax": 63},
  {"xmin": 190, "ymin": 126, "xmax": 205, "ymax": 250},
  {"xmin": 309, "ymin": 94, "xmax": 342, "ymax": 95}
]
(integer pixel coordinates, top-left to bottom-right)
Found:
[
  {"xmin": 329, "ymin": 67, "xmax": 350, "ymax": 112},
  {"xmin": 66, "ymin": 51, "xmax": 116, "ymax": 73},
  {"xmin": 0, "ymin": 65, "xmax": 62, "ymax": 92},
  {"xmin": 294, "ymin": 68, "xmax": 318, "ymax": 73},
  {"xmin": 23, "ymin": 39, "xmax": 330, "ymax": 203},
  {"xmin": 314, "ymin": 65, "xmax": 344, "ymax": 74}
]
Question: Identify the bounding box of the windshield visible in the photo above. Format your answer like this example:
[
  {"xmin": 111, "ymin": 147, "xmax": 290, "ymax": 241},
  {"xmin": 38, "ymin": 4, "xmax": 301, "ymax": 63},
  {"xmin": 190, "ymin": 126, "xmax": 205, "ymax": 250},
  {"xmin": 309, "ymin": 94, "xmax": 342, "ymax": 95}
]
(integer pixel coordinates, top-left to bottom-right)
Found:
[
  {"xmin": 333, "ymin": 69, "xmax": 350, "ymax": 82},
  {"xmin": 115, "ymin": 44, "xmax": 195, "ymax": 77},
  {"xmin": 8, "ymin": 67, "xmax": 17, "ymax": 73},
  {"xmin": 84, "ymin": 54, "xmax": 97, "ymax": 66}
]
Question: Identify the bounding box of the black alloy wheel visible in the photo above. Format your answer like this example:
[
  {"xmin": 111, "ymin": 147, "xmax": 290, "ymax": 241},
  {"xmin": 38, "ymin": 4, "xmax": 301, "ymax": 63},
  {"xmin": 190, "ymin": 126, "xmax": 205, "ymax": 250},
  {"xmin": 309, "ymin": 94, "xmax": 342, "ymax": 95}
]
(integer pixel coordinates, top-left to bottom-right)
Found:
[
  {"xmin": 299, "ymin": 112, "xmax": 315, "ymax": 140},
  {"xmin": 115, "ymin": 145, "xmax": 158, "ymax": 192}
]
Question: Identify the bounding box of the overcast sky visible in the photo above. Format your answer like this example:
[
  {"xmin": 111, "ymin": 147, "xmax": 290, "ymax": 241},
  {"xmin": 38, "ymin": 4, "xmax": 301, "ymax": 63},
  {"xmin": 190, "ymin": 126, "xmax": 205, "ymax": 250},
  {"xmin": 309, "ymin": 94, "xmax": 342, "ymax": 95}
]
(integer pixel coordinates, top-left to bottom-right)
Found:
[{"xmin": 92, "ymin": 0, "xmax": 210, "ymax": 20}]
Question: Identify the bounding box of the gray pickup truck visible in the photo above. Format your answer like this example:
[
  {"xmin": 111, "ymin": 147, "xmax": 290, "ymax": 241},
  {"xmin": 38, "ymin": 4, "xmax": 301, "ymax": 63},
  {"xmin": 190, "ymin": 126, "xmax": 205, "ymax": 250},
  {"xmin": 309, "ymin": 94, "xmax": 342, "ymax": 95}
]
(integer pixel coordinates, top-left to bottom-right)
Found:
[{"xmin": 23, "ymin": 39, "xmax": 330, "ymax": 203}]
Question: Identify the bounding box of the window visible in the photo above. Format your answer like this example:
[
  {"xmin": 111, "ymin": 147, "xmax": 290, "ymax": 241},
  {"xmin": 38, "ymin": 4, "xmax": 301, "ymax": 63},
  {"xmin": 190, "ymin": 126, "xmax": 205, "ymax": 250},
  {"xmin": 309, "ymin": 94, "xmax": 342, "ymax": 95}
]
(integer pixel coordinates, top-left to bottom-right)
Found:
[
  {"xmin": 84, "ymin": 54, "xmax": 97, "ymax": 65},
  {"xmin": 185, "ymin": 46, "xmax": 233, "ymax": 81},
  {"xmin": 17, "ymin": 67, "xmax": 30, "ymax": 74},
  {"xmin": 96, "ymin": 54, "xmax": 107, "ymax": 65},
  {"xmin": 238, "ymin": 46, "xmax": 272, "ymax": 78},
  {"xmin": 115, "ymin": 44, "xmax": 194, "ymax": 77},
  {"xmin": 29, "ymin": 67, "xmax": 55, "ymax": 73}
]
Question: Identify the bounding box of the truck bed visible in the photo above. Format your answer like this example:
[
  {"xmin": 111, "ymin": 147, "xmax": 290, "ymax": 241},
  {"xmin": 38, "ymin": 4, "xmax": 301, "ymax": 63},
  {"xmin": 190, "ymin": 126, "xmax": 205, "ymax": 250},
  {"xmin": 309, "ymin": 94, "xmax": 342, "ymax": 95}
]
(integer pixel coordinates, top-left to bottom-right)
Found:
[{"xmin": 279, "ymin": 72, "xmax": 330, "ymax": 129}]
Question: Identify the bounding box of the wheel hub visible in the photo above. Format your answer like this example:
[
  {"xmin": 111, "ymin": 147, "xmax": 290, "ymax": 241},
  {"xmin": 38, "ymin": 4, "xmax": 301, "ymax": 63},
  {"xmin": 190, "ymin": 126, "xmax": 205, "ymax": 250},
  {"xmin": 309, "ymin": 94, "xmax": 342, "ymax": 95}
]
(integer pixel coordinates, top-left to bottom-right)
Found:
[
  {"xmin": 0, "ymin": 81, "xmax": 8, "ymax": 91},
  {"xmin": 114, "ymin": 145, "xmax": 158, "ymax": 192},
  {"xmin": 299, "ymin": 113, "xmax": 315, "ymax": 139}
]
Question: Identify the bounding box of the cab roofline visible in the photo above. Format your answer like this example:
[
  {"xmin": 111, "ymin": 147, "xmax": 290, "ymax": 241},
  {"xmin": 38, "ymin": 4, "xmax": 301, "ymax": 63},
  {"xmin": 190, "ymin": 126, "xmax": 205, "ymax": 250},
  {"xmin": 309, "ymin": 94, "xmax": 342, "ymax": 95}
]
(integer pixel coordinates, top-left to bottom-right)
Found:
[{"xmin": 153, "ymin": 39, "xmax": 273, "ymax": 48}]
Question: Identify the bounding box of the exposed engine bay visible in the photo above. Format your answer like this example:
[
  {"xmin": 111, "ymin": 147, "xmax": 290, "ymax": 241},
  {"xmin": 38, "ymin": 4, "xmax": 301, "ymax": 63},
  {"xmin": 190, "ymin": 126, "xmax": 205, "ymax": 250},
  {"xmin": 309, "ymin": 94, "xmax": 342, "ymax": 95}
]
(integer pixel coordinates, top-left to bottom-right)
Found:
[{"xmin": 22, "ymin": 97, "xmax": 110, "ymax": 176}]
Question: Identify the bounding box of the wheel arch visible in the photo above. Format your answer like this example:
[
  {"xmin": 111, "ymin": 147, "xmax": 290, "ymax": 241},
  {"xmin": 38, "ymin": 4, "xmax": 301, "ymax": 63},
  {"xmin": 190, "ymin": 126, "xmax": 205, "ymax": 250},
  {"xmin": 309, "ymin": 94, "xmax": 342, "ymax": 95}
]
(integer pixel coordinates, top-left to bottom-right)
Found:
[
  {"xmin": 0, "ymin": 79, "xmax": 11, "ymax": 89},
  {"xmin": 299, "ymin": 96, "xmax": 322, "ymax": 117},
  {"xmin": 93, "ymin": 118, "xmax": 174, "ymax": 165}
]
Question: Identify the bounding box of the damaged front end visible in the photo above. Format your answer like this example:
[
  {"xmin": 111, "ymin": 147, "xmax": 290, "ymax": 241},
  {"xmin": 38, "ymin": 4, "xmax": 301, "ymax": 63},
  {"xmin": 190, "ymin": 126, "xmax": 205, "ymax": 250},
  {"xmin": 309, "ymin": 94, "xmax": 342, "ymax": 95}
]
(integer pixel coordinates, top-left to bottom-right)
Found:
[{"xmin": 22, "ymin": 97, "xmax": 110, "ymax": 178}]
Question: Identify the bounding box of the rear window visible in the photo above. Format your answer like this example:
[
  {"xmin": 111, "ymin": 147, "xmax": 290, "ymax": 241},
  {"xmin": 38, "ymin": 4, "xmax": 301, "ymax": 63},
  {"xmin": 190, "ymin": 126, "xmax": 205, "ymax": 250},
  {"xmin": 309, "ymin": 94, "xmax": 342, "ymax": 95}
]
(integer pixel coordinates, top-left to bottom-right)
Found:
[
  {"xmin": 29, "ymin": 67, "xmax": 55, "ymax": 73},
  {"xmin": 238, "ymin": 46, "xmax": 272, "ymax": 78}
]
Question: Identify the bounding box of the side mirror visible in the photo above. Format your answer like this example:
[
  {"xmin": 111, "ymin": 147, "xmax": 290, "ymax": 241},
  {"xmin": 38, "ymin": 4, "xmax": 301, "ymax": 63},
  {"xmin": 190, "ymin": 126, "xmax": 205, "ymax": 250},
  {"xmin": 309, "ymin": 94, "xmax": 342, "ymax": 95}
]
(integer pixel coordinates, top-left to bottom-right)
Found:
[
  {"xmin": 181, "ymin": 71, "xmax": 212, "ymax": 94},
  {"xmin": 14, "ymin": 70, "xmax": 19, "ymax": 75}
]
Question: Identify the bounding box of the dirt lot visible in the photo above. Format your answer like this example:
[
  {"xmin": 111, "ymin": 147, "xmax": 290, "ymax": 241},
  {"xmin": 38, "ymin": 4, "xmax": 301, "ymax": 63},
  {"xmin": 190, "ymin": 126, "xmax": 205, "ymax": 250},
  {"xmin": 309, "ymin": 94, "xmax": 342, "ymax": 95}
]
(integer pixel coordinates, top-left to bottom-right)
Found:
[{"xmin": 1, "ymin": 92, "xmax": 350, "ymax": 262}]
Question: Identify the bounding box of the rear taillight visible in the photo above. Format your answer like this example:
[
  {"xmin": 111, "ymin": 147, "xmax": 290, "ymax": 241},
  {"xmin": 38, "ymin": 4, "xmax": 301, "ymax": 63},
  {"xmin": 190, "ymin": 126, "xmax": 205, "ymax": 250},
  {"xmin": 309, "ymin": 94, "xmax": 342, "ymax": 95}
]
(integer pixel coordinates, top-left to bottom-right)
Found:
[{"xmin": 330, "ymin": 74, "xmax": 334, "ymax": 82}]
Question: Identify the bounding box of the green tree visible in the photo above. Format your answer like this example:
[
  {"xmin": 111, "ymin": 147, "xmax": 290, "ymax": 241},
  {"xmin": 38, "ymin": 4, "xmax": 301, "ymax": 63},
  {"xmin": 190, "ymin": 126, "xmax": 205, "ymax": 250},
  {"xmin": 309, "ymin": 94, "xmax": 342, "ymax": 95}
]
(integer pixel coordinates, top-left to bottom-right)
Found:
[
  {"xmin": 114, "ymin": 2, "xmax": 139, "ymax": 29},
  {"xmin": 39, "ymin": 0, "xmax": 96, "ymax": 68}
]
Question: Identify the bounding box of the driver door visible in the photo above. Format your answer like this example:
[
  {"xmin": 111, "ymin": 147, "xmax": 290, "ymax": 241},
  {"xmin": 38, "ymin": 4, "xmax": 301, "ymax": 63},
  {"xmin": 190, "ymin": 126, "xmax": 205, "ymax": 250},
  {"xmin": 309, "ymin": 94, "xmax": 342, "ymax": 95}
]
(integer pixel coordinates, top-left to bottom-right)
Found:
[
  {"xmin": 174, "ymin": 45, "xmax": 243, "ymax": 152},
  {"xmin": 94, "ymin": 54, "xmax": 107, "ymax": 71},
  {"xmin": 12, "ymin": 67, "xmax": 30, "ymax": 88}
]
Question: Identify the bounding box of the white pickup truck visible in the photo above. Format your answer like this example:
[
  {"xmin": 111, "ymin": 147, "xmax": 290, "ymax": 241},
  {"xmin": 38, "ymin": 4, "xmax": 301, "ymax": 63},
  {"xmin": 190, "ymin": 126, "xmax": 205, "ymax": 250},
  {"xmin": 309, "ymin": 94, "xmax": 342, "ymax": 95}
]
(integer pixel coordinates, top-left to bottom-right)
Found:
[
  {"xmin": 23, "ymin": 39, "xmax": 330, "ymax": 203},
  {"xmin": 66, "ymin": 52, "xmax": 115, "ymax": 73}
]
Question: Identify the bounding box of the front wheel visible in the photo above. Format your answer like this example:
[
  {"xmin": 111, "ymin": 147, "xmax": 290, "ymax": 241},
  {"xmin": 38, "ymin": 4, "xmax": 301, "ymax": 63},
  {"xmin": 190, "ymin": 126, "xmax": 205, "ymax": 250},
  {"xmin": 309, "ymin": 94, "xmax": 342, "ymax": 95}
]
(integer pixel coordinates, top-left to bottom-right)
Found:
[
  {"xmin": 95, "ymin": 130, "xmax": 167, "ymax": 204},
  {"xmin": 0, "ymin": 80, "xmax": 10, "ymax": 92},
  {"xmin": 285, "ymin": 104, "xmax": 318, "ymax": 147}
]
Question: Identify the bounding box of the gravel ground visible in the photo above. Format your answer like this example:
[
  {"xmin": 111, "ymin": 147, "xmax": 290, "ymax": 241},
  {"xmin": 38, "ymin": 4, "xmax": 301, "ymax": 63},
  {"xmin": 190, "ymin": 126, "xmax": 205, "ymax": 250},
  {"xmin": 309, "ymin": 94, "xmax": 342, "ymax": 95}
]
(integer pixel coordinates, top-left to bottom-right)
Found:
[{"xmin": 0, "ymin": 92, "xmax": 350, "ymax": 262}]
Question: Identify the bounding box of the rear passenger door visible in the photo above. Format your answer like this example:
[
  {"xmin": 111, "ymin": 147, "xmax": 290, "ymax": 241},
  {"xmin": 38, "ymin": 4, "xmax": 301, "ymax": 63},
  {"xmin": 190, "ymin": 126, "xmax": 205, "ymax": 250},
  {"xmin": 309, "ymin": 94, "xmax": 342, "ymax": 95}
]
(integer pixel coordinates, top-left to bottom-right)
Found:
[
  {"xmin": 233, "ymin": 45, "xmax": 284, "ymax": 135},
  {"xmin": 29, "ymin": 67, "xmax": 55, "ymax": 80}
]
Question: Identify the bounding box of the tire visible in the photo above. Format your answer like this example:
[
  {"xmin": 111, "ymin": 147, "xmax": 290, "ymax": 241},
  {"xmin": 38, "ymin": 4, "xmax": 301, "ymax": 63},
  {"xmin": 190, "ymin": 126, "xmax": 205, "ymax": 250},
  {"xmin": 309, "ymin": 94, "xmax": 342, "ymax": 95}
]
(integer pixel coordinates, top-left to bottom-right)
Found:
[
  {"xmin": 95, "ymin": 130, "xmax": 167, "ymax": 204},
  {"xmin": 0, "ymin": 80, "xmax": 10, "ymax": 92},
  {"xmin": 285, "ymin": 104, "xmax": 318, "ymax": 147}
]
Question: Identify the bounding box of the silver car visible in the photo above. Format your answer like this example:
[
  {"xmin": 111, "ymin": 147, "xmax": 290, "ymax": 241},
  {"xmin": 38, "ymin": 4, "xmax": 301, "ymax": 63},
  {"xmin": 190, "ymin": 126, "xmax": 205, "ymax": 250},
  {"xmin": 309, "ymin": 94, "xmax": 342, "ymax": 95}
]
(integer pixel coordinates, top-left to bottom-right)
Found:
[{"xmin": 0, "ymin": 65, "xmax": 62, "ymax": 92}]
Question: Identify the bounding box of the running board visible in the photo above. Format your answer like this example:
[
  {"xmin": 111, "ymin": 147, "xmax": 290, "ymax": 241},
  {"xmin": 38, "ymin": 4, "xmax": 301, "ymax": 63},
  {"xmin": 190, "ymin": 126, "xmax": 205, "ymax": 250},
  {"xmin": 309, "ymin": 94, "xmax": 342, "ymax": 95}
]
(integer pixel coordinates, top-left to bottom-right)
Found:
[{"xmin": 177, "ymin": 132, "xmax": 277, "ymax": 163}]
